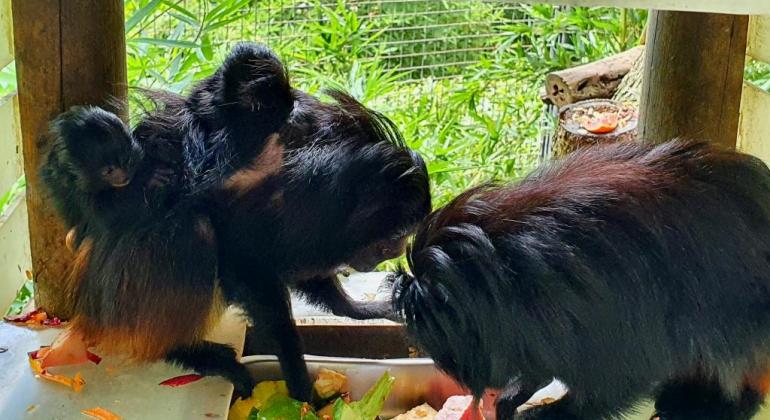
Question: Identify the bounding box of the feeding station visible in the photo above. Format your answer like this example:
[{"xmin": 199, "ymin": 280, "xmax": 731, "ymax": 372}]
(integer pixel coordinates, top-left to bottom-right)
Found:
[{"xmin": 0, "ymin": 0, "xmax": 768, "ymax": 418}]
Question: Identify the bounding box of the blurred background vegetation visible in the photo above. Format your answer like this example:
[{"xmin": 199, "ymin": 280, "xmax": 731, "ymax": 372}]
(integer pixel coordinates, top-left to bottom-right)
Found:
[{"xmin": 122, "ymin": 0, "xmax": 648, "ymax": 207}]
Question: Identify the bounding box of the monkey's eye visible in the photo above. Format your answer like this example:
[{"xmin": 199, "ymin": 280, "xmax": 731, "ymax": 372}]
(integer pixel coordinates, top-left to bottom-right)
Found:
[{"xmin": 100, "ymin": 165, "xmax": 117, "ymax": 176}]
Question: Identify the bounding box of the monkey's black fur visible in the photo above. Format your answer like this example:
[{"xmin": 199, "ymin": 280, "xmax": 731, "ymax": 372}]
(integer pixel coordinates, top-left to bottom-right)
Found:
[
  {"xmin": 130, "ymin": 43, "xmax": 431, "ymax": 400},
  {"xmin": 40, "ymin": 107, "xmax": 146, "ymax": 240},
  {"xmin": 39, "ymin": 106, "xmax": 231, "ymax": 392},
  {"xmin": 394, "ymin": 140, "xmax": 770, "ymax": 419}
]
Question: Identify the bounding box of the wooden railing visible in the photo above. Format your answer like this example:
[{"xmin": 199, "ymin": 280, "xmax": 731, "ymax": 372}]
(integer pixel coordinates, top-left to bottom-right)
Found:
[{"xmin": 0, "ymin": 0, "xmax": 31, "ymax": 310}]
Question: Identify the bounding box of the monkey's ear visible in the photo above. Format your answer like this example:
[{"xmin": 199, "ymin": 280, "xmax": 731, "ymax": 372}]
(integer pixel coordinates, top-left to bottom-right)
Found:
[{"xmin": 218, "ymin": 42, "xmax": 292, "ymax": 113}]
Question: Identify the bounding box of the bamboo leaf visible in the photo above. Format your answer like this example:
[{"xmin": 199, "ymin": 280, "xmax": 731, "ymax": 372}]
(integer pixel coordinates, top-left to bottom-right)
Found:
[
  {"xmin": 129, "ymin": 38, "xmax": 200, "ymax": 49},
  {"xmin": 125, "ymin": 0, "xmax": 163, "ymax": 33}
]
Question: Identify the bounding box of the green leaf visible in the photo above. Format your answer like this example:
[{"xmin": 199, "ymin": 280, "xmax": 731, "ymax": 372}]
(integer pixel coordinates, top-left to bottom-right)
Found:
[
  {"xmin": 333, "ymin": 372, "xmax": 395, "ymax": 420},
  {"xmin": 169, "ymin": 12, "xmax": 200, "ymax": 28},
  {"xmin": 256, "ymin": 396, "xmax": 319, "ymax": 420},
  {"xmin": 201, "ymin": 35, "xmax": 214, "ymax": 61},
  {"xmin": 162, "ymin": 0, "xmax": 198, "ymax": 20},
  {"xmin": 125, "ymin": 0, "xmax": 163, "ymax": 33},
  {"xmin": 129, "ymin": 38, "xmax": 200, "ymax": 49}
]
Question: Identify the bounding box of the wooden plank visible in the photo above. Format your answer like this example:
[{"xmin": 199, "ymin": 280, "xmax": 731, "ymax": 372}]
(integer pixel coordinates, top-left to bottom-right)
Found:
[
  {"xmin": 529, "ymin": 0, "xmax": 769, "ymax": 15},
  {"xmin": 639, "ymin": 11, "xmax": 748, "ymax": 149},
  {"xmin": 737, "ymin": 82, "xmax": 770, "ymax": 163},
  {"xmin": 0, "ymin": 93, "xmax": 23, "ymax": 196},
  {"xmin": 0, "ymin": 0, "xmax": 12, "ymax": 69},
  {"xmin": 0, "ymin": 194, "xmax": 31, "ymax": 310},
  {"xmin": 748, "ymin": 16, "xmax": 770, "ymax": 64},
  {"xmin": 13, "ymin": 0, "xmax": 127, "ymax": 316}
]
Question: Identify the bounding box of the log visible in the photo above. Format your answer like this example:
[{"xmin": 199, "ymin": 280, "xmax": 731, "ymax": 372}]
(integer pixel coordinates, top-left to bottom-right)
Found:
[
  {"xmin": 612, "ymin": 47, "xmax": 645, "ymax": 106},
  {"xmin": 12, "ymin": 0, "xmax": 126, "ymax": 316},
  {"xmin": 552, "ymin": 99, "xmax": 638, "ymax": 158},
  {"xmin": 546, "ymin": 46, "xmax": 644, "ymax": 108},
  {"xmin": 639, "ymin": 11, "xmax": 748, "ymax": 149}
]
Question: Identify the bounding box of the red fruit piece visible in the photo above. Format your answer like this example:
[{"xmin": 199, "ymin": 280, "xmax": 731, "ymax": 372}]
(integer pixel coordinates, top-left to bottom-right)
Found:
[{"xmin": 159, "ymin": 374, "xmax": 204, "ymax": 387}]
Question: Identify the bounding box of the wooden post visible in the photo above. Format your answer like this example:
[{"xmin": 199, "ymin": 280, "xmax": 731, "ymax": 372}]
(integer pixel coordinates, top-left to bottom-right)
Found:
[
  {"xmin": 638, "ymin": 11, "xmax": 748, "ymax": 149},
  {"xmin": 12, "ymin": 0, "xmax": 126, "ymax": 315}
]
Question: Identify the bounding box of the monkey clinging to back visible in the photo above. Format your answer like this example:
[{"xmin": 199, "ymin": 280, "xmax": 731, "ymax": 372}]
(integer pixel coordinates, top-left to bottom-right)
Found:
[
  {"xmin": 395, "ymin": 140, "xmax": 770, "ymax": 420},
  {"xmin": 38, "ymin": 106, "xmax": 238, "ymax": 391}
]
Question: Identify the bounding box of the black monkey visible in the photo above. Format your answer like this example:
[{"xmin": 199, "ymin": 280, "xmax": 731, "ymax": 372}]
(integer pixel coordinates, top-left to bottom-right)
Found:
[
  {"xmin": 211, "ymin": 90, "xmax": 431, "ymax": 399},
  {"xmin": 40, "ymin": 107, "xmax": 146, "ymax": 240},
  {"xmin": 38, "ymin": 107, "xmax": 254, "ymax": 395},
  {"xmin": 133, "ymin": 43, "xmax": 431, "ymax": 400},
  {"xmin": 394, "ymin": 140, "xmax": 770, "ymax": 420}
]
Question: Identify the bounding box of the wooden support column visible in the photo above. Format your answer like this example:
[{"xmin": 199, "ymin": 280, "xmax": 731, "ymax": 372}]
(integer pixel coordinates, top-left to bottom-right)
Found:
[
  {"xmin": 639, "ymin": 11, "xmax": 748, "ymax": 149},
  {"xmin": 12, "ymin": 0, "xmax": 126, "ymax": 315}
]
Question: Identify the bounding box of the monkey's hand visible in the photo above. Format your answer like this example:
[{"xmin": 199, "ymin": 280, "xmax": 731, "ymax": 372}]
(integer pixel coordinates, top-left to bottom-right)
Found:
[
  {"xmin": 65, "ymin": 228, "xmax": 77, "ymax": 253},
  {"xmin": 147, "ymin": 166, "xmax": 177, "ymax": 189},
  {"xmin": 496, "ymin": 378, "xmax": 537, "ymax": 420}
]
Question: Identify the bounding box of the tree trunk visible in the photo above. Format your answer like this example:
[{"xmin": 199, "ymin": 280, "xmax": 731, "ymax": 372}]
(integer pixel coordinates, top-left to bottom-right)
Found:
[
  {"xmin": 638, "ymin": 11, "xmax": 748, "ymax": 149},
  {"xmin": 546, "ymin": 46, "xmax": 644, "ymax": 108},
  {"xmin": 553, "ymin": 99, "xmax": 638, "ymax": 158},
  {"xmin": 12, "ymin": 0, "xmax": 127, "ymax": 316}
]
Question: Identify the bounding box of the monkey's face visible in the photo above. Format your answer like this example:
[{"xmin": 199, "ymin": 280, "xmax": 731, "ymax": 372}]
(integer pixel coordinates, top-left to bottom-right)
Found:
[
  {"xmin": 393, "ymin": 206, "xmax": 506, "ymax": 396},
  {"xmin": 347, "ymin": 235, "xmax": 409, "ymax": 272},
  {"xmin": 57, "ymin": 107, "xmax": 144, "ymax": 191}
]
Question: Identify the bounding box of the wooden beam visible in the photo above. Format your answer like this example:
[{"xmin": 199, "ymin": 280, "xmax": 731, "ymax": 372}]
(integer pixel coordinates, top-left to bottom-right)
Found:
[
  {"xmin": 0, "ymin": 0, "xmax": 12, "ymax": 69},
  {"xmin": 748, "ymin": 16, "xmax": 770, "ymax": 64},
  {"xmin": 738, "ymin": 82, "xmax": 770, "ymax": 163},
  {"xmin": 12, "ymin": 0, "xmax": 126, "ymax": 316},
  {"xmin": 638, "ymin": 11, "xmax": 748, "ymax": 150},
  {"xmin": 522, "ymin": 0, "xmax": 769, "ymax": 15}
]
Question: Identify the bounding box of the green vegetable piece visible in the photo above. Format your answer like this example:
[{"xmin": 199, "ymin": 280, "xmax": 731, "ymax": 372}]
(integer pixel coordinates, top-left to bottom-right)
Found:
[
  {"xmin": 256, "ymin": 395, "xmax": 319, "ymax": 420},
  {"xmin": 332, "ymin": 372, "xmax": 395, "ymax": 420},
  {"xmin": 332, "ymin": 398, "xmax": 359, "ymax": 420}
]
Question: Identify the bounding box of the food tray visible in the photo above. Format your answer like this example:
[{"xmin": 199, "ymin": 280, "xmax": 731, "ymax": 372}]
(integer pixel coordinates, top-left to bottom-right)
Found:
[
  {"xmin": 243, "ymin": 355, "xmax": 567, "ymax": 419},
  {"xmin": 244, "ymin": 355, "xmax": 456, "ymax": 418}
]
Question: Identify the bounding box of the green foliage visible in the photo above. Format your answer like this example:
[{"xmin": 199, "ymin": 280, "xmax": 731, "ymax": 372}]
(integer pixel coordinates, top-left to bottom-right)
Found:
[
  {"xmin": 0, "ymin": 63, "xmax": 16, "ymax": 97},
  {"xmin": 124, "ymin": 1, "xmax": 645, "ymax": 206},
  {"xmin": 6, "ymin": 280, "xmax": 33, "ymax": 316},
  {"xmin": 746, "ymin": 59, "xmax": 770, "ymax": 92}
]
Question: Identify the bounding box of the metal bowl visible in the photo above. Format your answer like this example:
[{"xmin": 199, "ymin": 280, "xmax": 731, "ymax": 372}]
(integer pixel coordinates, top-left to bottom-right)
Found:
[{"xmin": 242, "ymin": 355, "xmax": 493, "ymax": 418}]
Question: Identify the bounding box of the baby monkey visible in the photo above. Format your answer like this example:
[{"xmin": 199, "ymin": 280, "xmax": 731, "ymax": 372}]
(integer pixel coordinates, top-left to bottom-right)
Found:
[{"xmin": 40, "ymin": 107, "xmax": 235, "ymax": 393}]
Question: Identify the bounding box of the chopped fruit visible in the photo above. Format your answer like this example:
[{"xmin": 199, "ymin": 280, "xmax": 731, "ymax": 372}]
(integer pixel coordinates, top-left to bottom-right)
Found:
[
  {"xmin": 581, "ymin": 113, "xmax": 619, "ymax": 134},
  {"xmin": 317, "ymin": 403, "xmax": 335, "ymax": 420},
  {"xmin": 4, "ymin": 308, "xmax": 63, "ymax": 327},
  {"xmin": 314, "ymin": 368, "xmax": 349, "ymax": 399},
  {"xmin": 27, "ymin": 330, "xmax": 99, "ymax": 392},
  {"xmin": 39, "ymin": 329, "xmax": 91, "ymax": 369},
  {"xmin": 81, "ymin": 407, "xmax": 122, "ymax": 420},
  {"xmin": 392, "ymin": 403, "xmax": 438, "ymax": 420},
  {"xmin": 229, "ymin": 380, "xmax": 289, "ymax": 420},
  {"xmin": 436, "ymin": 396, "xmax": 484, "ymax": 420},
  {"xmin": 159, "ymin": 374, "xmax": 204, "ymax": 387}
]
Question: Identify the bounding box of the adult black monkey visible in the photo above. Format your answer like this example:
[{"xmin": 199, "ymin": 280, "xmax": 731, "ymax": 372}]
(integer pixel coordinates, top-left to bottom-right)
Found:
[
  {"xmin": 134, "ymin": 43, "xmax": 431, "ymax": 400},
  {"xmin": 38, "ymin": 43, "xmax": 296, "ymax": 398},
  {"xmin": 394, "ymin": 140, "xmax": 770, "ymax": 420}
]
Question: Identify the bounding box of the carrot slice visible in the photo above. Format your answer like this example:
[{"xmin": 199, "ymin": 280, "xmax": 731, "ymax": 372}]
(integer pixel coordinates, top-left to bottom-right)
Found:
[{"xmin": 81, "ymin": 407, "xmax": 122, "ymax": 420}]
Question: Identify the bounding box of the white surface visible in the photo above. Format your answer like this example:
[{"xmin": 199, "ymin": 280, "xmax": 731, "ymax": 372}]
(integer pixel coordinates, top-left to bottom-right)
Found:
[{"xmin": 0, "ymin": 321, "xmax": 235, "ymax": 419}]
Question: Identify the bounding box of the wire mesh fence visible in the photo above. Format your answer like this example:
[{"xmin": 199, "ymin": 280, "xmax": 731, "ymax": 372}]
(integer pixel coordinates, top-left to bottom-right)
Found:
[
  {"xmin": 141, "ymin": 0, "xmax": 532, "ymax": 80},
  {"xmin": 126, "ymin": 0, "xmax": 644, "ymax": 205}
]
